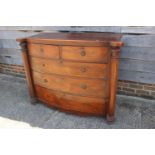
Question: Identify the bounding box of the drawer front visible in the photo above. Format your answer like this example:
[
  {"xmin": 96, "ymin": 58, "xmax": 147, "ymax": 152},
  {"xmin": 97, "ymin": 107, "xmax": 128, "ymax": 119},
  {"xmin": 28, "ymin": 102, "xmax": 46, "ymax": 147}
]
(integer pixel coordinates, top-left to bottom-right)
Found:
[
  {"xmin": 28, "ymin": 43, "xmax": 59, "ymax": 59},
  {"xmin": 32, "ymin": 71, "xmax": 108, "ymax": 98},
  {"xmin": 30, "ymin": 57, "xmax": 108, "ymax": 79},
  {"xmin": 35, "ymin": 85, "xmax": 106, "ymax": 116},
  {"xmin": 62, "ymin": 46, "xmax": 108, "ymax": 63}
]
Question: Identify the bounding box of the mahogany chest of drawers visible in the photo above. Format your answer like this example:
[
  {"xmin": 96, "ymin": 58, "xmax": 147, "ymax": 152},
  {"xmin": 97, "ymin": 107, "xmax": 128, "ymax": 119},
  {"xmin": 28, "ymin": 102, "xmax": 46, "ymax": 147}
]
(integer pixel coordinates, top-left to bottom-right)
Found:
[{"xmin": 17, "ymin": 32, "xmax": 123, "ymax": 122}]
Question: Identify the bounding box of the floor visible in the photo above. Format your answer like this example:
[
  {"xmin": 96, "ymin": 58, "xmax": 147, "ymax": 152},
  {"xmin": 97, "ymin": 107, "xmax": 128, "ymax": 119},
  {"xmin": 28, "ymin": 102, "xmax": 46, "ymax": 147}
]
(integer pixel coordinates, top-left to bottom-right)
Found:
[{"xmin": 0, "ymin": 73, "xmax": 154, "ymax": 129}]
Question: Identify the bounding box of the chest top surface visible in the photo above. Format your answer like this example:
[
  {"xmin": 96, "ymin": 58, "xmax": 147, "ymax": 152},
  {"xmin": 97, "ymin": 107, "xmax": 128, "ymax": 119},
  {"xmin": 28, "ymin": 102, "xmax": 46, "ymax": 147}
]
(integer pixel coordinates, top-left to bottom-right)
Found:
[{"xmin": 17, "ymin": 32, "xmax": 123, "ymax": 47}]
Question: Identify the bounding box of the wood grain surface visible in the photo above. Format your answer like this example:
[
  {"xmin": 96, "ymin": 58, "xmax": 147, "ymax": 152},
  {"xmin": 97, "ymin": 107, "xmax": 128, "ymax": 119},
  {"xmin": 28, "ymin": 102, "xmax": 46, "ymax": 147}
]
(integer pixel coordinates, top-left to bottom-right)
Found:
[
  {"xmin": 62, "ymin": 46, "xmax": 108, "ymax": 63},
  {"xmin": 35, "ymin": 85, "xmax": 106, "ymax": 116},
  {"xmin": 30, "ymin": 57, "xmax": 108, "ymax": 79},
  {"xmin": 28, "ymin": 43, "xmax": 59, "ymax": 59},
  {"xmin": 16, "ymin": 32, "xmax": 124, "ymax": 121},
  {"xmin": 32, "ymin": 71, "xmax": 108, "ymax": 98}
]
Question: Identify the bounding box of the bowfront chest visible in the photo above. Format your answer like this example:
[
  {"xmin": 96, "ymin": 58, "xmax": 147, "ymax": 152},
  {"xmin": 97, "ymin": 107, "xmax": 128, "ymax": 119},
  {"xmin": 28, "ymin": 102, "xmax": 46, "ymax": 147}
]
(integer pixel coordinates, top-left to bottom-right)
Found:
[{"xmin": 17, "ymin": 32, "xmax": 123, "ymax": 122}]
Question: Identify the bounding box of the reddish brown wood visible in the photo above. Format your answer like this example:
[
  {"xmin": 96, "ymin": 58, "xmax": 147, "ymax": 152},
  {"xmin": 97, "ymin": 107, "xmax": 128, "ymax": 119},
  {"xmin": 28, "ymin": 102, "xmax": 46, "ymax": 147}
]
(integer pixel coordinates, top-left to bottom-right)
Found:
[
  {"xmin": 28, "ymin": 43, "xmax": 60, "ymax": 59},
  {"xmin": 107, "ymin": 45, "xmax": 121, "ymax": 122},
  {"xmin": 17, "ymin": 32, "xmax": 123, "ymax": 123},
  {"xmin": 29, "ymin": 57, "xmax": 108, "ymax": 79},
  {"xmin": 19, "ymin": 42, "xmax": 37, "ymax": 104},
  {"xmin": 25, "ymin": 32, "xmax": 123, "ymax": 47},
  {"xmin": 32, "ymin": 71, "xmax": 108, "ymax": 98},
  {"xmin": 34, "ymin": 85, "xmax": 106, "ymax": 116},
  {"xmin": 28, "ymin": 32, "xmax": 122, "ymax": 41},
  {"xmin": 62, "ymin": 46, "xmax": 108, "ymax": 63}
]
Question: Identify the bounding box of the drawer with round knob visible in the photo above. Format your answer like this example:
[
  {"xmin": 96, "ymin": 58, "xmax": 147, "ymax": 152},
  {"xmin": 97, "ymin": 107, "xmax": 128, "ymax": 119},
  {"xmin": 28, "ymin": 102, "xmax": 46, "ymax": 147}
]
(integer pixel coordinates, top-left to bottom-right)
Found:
[
  {"xmin": 29, "ymin": 57, "xmax": 108, "ymax": 79},
  {"xmin": 61, "ymin": 46, "xmax": 108, "ymax": 63},
  {"xmin": 32, "ymin": 71, "xmax": 108, "ymax": 98},
  {"xmin": 34, "ymin": 85, "xmax": 106, "ymax": 116},
  {"xmin": 28, "ymin": 43, "xmax": 59, "ymax": 59}
]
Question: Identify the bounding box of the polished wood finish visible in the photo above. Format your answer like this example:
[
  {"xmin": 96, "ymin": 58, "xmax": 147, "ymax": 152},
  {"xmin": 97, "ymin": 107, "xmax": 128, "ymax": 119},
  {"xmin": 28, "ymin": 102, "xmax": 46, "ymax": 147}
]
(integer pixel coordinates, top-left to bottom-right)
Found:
[
  {"xmin": 19, "ymin": 42, "xmax": 37, "ymax": 104},
  {"xmin": 32, "ymin": 71, "xmax": 108, "ymax": 98},
  {"xmin": 17, "ymin": 32, "xmax": 123, "ymax": 122},
  {"xmin": 17, "ymin": 32, "xmax": 123, "ymax": 47},
  {"xmin": 29, "ymin": 57, "xmax": 108, "ymax": 79},
  {"xmin": 28, "ymin": 43, "xmax": 59, "ymax": 59},
  {"xmin": 62, "ymin": 46, "xmax": 108, "ymax": 63},
  {"xmin": 107, "ymin": 46, "xmax": 121, "ymax": 122},
  {"xmin": 35, "ymin": 85, "xmax": 106, "ymax": 116}
]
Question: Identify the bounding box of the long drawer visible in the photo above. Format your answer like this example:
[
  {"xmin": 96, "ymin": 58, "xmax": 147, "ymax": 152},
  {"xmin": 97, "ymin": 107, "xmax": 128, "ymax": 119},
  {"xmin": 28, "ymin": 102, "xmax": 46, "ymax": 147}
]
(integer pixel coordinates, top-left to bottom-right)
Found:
[
  {"xmin": 62, "ymin": 46, "xmax": 108, "ymax": 63},
  {"xmin": 34, "ymin": 85, "xmax": 106, "ymax": 116},
  {"xmin": 29, "ymin": 57, "xmax": 108, "ymax": 79},
  {"xmin": 32, "ymin": 71, "xmax": 108, "ymax": 98}
]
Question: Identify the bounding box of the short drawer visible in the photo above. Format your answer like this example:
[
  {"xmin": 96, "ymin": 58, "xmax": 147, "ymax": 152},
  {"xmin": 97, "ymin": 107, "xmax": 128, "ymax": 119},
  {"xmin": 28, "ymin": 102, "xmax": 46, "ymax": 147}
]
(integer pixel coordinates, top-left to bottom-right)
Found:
[
  {"xmin": 30, "ymin": 57, "xmax": 108, "ymax": 79},
  {"xmin": 28, "ymin": 43, "xmax": 59, "ymax": 59},
  {"xmin": 32, "ymin": 71, "xmax": 108, "ymax": 98},
  {"xmin": 62, "ymin": 46, "xmax": 108, "ymax": 63}
]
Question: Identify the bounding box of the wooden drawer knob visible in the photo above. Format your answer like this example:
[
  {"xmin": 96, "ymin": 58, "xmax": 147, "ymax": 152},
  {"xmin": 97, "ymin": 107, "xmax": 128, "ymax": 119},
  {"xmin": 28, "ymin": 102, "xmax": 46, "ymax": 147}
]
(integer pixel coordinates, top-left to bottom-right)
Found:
[
  {"xmin": 40, "ymin": 48, "xmax": 44, "ymax": 53},
  {"xmin": 80, "ymin": 50, "xmax": 86, "ymax": 56},
  {"xmin": 42, "ymin": 64, "xmax": 45, "ymax": 67},
  {"xmin": 59, "ymin": 59, "xmax": 63, "ymax": 64},
  {"xmin": 44, "ymin": 79, "xmax": 48, "ymax": 83},
  {"xmin": 80, "ymin": 67, "xmax": 87, "ymax": 72},
  {"xmin": 80, "ymin": 84, "xmax": 87, "ymax": 89}
]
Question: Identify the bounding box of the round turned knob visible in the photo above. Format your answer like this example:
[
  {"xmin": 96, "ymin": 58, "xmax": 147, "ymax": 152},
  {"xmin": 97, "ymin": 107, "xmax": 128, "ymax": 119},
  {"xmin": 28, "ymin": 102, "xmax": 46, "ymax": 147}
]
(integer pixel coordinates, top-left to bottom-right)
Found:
[
  {"xmin": 80, "ymin": 84, "xmax": 87, "ymax": 89},
  {"xmin": 59, "ymin": 59, "xmax": 63, "ymax": 64},
  {"xmin": 80, "ymin": 67, "xmax": 87, "ymax": 72},
  {"xmin": 44, "ymin": 79, "xmax": 48, "ymax": 83},
  {"xmin": 40, "ymin": 48, "xmax": 44, "ymax": 53},
  {"xmin": 80, "ymin": 49, "xmax": 86, "ymax": 56}
]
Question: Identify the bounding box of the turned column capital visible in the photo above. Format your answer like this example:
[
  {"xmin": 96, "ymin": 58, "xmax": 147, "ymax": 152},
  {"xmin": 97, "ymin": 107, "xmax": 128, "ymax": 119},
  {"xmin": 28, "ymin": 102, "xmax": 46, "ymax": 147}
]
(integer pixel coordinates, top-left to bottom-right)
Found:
[
  {"xmin": 110, "ymin": 46, "xmax": 121, "ymax": 59},
  {"xmin": 109, "ymin": 41, "xmax": 123, "ymax": 59},
  {"xmin": 19, "ymin": 42, "xmax": 28, "ymax": 52}
]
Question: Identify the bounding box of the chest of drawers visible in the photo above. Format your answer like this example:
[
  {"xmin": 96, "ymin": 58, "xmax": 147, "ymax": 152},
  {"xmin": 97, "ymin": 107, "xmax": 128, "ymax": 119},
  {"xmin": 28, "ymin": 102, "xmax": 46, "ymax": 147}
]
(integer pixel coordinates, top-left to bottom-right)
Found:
[{"xmin": 17, "ymin": 32, "xmax": 123, "ymax": 122}]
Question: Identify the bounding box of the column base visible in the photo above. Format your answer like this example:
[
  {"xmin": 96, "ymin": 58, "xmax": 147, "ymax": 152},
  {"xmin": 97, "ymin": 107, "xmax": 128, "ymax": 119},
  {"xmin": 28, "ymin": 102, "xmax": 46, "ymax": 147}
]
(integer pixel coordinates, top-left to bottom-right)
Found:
[
  {"xmin": 30, "ymin": 97, "xmax": 38, "ymax": 105},
  {"xmin": 106, "ymin": 115, "xmax": 115, "ymax": 124}
]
